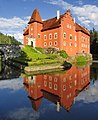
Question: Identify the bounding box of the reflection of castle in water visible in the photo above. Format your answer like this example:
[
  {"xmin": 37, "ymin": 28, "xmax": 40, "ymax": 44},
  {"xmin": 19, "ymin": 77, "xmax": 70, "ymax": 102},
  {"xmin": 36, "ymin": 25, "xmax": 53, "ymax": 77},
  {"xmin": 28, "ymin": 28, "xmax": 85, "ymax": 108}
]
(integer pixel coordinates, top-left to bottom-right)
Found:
[{"xmin": 23, "ymin": 65, "xmax": 90, "ymax": 112}]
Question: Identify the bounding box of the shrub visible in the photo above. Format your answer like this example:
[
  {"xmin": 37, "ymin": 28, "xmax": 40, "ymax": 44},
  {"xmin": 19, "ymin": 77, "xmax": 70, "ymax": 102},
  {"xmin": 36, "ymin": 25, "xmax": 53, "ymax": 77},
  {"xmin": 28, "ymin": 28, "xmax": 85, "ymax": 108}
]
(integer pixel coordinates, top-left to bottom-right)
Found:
[
  {"xmin": 60, "ymin": 50, "xmax": 68, "ymax": 58},
  {"xmin": 76, "ymin": 56, "xmax": 87, "ymax": 63}
]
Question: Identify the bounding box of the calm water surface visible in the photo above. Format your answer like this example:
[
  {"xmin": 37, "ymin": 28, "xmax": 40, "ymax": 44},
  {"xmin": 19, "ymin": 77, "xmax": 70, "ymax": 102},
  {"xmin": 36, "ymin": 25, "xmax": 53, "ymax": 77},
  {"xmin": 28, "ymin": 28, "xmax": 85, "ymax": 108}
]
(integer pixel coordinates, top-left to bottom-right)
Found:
[{"xmin": 0, "ymin": 63, "xmax": 98, "ymax": 120}]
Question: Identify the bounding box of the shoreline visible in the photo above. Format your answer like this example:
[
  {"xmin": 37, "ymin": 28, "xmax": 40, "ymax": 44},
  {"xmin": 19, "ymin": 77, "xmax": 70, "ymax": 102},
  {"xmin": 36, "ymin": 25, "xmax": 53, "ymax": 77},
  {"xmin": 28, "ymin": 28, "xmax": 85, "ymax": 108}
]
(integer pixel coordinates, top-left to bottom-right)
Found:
[{"xmin": 24, "ymin": 63, "xmax": 64, "ymax": 74}]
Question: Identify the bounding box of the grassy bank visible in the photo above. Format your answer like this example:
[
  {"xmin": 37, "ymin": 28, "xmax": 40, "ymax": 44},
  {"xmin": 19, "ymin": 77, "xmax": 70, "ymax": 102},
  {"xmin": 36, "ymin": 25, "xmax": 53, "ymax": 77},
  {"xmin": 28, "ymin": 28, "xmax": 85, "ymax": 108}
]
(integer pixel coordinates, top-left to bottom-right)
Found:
[
  {"xmin": 11, "ymin": 45, "xmax": 92, "ymax": 69},
  {"xmin": 12, "ymin": 45, "xmax": 68, "ymax": 66}
]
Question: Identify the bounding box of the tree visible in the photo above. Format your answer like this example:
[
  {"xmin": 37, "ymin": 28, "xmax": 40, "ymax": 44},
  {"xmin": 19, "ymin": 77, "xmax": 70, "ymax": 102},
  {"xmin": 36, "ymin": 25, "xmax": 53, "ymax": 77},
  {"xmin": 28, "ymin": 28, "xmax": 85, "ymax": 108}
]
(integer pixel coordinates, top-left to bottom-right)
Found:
[{"xmin": 0, "ymin": 32, "xmax": 22, "ymax": 45}]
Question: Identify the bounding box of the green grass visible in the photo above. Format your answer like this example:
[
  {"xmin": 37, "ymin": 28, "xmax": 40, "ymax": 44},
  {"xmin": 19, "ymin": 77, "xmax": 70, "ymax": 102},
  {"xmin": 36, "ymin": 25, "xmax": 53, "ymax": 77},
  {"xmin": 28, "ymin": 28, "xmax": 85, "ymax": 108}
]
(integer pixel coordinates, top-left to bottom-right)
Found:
[
  {"xmin": 22, "ymin": 45, "xmax": 47, "ymax": 61},
  {"xmin": 35, "ymin": 47, "xmax": 44, "ymax": 54},
  {"xmin": 15, "ymin": 45, "xmax": 61, "ymax": 66}
]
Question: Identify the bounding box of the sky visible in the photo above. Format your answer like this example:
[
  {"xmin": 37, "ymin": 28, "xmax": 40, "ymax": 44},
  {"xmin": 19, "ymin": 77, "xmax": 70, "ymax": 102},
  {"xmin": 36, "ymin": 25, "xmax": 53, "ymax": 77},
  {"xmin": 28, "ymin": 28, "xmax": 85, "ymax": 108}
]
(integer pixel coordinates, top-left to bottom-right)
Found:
[{"xmin": 0, "ymin": 0, "xmax": 98, "ymax": 43}]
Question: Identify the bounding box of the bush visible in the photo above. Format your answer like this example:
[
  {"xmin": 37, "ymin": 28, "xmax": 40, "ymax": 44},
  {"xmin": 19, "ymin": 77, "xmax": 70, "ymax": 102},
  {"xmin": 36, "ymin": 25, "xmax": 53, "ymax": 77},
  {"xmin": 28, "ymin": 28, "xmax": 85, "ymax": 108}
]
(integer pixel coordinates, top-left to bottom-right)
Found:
[
  {"xmin": 76, "ymin": 56, "xmax": 87, "ymax": 63},
  {"xmin": 60, "ymin": 50, "xmax": 68, "ymax": 58}
]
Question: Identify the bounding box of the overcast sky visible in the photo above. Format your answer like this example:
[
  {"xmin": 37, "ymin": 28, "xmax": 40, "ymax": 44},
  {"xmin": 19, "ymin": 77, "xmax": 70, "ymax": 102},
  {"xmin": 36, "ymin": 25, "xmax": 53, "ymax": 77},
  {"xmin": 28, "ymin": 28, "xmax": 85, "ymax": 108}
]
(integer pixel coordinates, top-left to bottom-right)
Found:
[{"xmin": 0, "ymin": 0, "xmax": 98, "ymax": 43}]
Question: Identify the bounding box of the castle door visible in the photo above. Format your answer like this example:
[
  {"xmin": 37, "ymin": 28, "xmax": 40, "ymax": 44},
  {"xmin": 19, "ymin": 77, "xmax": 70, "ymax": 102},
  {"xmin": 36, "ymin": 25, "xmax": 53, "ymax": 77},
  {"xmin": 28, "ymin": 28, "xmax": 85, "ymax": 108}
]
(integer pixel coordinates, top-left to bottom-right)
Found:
[{"xmin": 31, "ymin": 41, "xmax": 33, "ymax": 47}]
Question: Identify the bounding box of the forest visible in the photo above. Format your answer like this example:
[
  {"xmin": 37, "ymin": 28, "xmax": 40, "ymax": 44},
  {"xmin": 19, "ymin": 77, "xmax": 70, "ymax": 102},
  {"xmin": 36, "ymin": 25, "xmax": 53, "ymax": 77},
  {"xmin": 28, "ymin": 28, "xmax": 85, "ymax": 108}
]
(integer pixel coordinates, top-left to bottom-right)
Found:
[
  {"xmin": 0, "ymin": 32, "xmax": 22, "ymax": 45},
  {"xmin": 90, "ymin": 28, "xmax": 98, "ymax": 54}
]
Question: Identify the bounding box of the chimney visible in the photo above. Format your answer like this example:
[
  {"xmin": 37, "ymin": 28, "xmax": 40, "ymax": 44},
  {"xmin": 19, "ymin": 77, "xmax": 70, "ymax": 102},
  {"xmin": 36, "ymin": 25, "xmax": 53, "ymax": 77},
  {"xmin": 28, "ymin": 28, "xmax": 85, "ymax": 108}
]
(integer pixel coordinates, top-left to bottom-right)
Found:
[
  {"xmin": 74, "ymin": 18, "xmax": 75, "ymax": 23},
  {"xmin": 57, "ymin": 10, "xmax": 60, "ymax": 20}
]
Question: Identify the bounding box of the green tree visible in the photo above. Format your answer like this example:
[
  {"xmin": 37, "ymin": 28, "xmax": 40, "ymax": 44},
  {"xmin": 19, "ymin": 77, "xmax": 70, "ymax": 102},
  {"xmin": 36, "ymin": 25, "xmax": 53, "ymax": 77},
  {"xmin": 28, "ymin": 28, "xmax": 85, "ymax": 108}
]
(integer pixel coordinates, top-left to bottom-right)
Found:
[{"xmin": 0, "ymin": 32, "xmax": 22, "ymax": 44}]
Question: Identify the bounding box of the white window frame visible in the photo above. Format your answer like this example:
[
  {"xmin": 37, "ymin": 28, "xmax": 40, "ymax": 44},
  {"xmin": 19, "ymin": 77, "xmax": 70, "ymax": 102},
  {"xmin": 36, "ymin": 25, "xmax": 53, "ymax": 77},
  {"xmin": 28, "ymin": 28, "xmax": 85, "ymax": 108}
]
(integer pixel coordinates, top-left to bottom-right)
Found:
[
  {"xmin": 44, "ymin": 35, "xmax": 47, "ymax": 40},
  {"xmin": 75, "ymin": 35, "xmax": 77, "ymax": 41},
  {"xmin": 67, "ymin": 24, "xmax": 69, "ymax": 28},
  {"xmin": 49, "ymin": 34, "xmax": 52, "ymax": 40},
  {"xmin": 54, "ymin": 33, "xmax": 57, "ymax": 39},
  {"xmin": 70, "ymin": 42, "xmax": 72, "ymax": 46},
  {"xmin": 49, "ymin": 42, "xmax": 52, "ymax": 46},
  {"xmin": 44, "ymin": 42, "xmax": 47, "ymax": 46},
  {"xmin": 31, "ymin": 28, "xmax": 33, "ymax": 31},
  {"xmin": 38, "ymin": 34, "xmax": 40, "ymax": 38},
  {"xmin": 75, "ymin": 43, "xmax": 77, "ymax": 47},
  {"xmin": 64, "ymin": 41, "xmax": 66, "ymax": 46},
  {"xmin": 70, "ymin": 34, "xmax": 72, "ymax": 39},
  {"xmin": 54, "ymin": 84, "xmax": 57, "ymax": 90},
  {"xmin": 63, "ymin": 32, "xmax": 66, "ymax": 39},
  {"xmin": 54, "ymin": 41, "xmax": 57, "ymax": 46}
]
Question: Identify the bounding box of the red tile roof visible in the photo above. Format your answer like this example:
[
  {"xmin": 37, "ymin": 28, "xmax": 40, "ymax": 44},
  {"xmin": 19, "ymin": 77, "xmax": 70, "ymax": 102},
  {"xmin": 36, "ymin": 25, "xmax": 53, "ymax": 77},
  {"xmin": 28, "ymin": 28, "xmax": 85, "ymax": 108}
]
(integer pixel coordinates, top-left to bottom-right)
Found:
[
  {"xmin": 28, "ymin": 8, "xmax": 42, "ymax": 24},
  {"xmin": 42, "ymin": 17, "xmax": 61, "ymax": 31},
  {"xmin": 75, "ymin": 23, "xmax": 90, "ymax": 36},
  {"xmin": 41, "ymin": 10, "xmax": 71, "ymax": 31},
  {"xmin": 26, "ymin": 9, "xmax": 90, "ymax": 36}
]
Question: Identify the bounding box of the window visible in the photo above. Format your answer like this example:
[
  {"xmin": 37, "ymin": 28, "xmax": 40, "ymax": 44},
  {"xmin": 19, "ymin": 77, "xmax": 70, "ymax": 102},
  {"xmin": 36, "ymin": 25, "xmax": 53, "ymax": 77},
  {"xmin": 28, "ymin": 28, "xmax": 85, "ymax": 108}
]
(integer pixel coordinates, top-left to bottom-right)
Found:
[
  {"xmin": 49, "ymin": 76, "xmax": 52, "ymax": 81},
  {"xmin": 54, "ymin": 41, "xmax": 57, "ymax": 46},
  {"xmin": 70, "ymin": 34, "xmax": 72, "ymax": 39},
  {"xmin": 38, "ymin": 34, "xmax": 40, "ymax": 38},
  {"xmin": 31, "ymin": 28, "xmax": 33, "ymax": 31},
  {"xmin": 69, "ymin": 25, "xmax": 72, "ymax": 29},
  {"xmin": 44, "ymin": 42, "xmax": 47, "ymax": 46},
  {"xmin": 44, "ymin": 35, "xmax": 47, "ymax": 40},
  {"xmin": 74, "ymin": 80, "xmax": 77, "ymax": 86},
  {"xmin": 54, "ymin": 33, "xmax": 57, "ymax": 39},
  {"xmin": 26, "ymin": 38, "xmax": 28, "ymax": 42},
  {"xmin": 63, "ymin": 85, "xmax": 66, "ymax": 91},
  {"xmin": 75, "ymin": 74, "xmax": 77, "ymax": 78},
  {"xmin": 67, "ymin": 24, "xmax": 69, "ymax": 28},
  {"xmin": 64, "ymin": 41, "xmax": 66, "ymax": 46},
  {"xmin": 44, "ymin": 75, "xmax": 47, "ymax": 79},
  {"xmin": 75, "ymin": 43, "xmax": 77, "ymax": 47},
  {"xmin": 63, "ymin": 78, "xmax": 66, "ymax": 82},
  {"xmin": 69, "ymin": 83, "xmax": 72, "ymax": 88},
  {"xmin": 49, "ymin": 42, "xmax": 52, "ymax": 46},
  {"xmin": 54, "ymin": 84, "xmax": 57, "ymax": 90},
  {"xmin": 64, "ymin": 32, "xmax": 66, "ymax": 39},
  {"xmin": 30, "ymin": 34, "xmax": 33, "ymax": 38},
  {"xmin": 54, "ymin": 77, "xmax": 58, "ymax": 82},
  {"xmin": 75, "ymin": 36, "xmax": 77, "ymax": 41},
  {"xmin": 44, "ymin": 81, "xmax": 47, "ymax": 87},
  {"xmin": 49, "ymin": 34, "xmax": 52, "ymax": 40},
  {"xmin": 70, "ymin": 42, "xmax": 72, "ymax": 46},
  {"xmin": 38, "ymin": 82, "xmax": 41, "ymax": 88},
  {"xmin": 69, "ymin": 75, "xmax": 72, "ymax": 80},
  {"xmin": 49, "ymin": 82, "xmax": 52, "ymax": 89}
]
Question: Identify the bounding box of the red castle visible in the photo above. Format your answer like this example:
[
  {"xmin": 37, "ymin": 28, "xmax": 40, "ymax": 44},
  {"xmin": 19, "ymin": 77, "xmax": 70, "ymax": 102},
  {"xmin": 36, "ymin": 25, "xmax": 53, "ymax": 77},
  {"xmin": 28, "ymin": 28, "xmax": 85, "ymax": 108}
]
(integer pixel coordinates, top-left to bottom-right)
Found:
[{"xmin": 23, "ymin": 8, "xmax": 90, "ymax": 56}]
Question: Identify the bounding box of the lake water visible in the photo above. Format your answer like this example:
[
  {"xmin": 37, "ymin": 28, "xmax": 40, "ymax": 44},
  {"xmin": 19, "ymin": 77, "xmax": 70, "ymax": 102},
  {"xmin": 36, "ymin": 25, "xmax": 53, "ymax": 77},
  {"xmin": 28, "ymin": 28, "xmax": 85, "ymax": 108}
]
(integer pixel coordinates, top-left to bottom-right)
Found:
[{"xmin": 0, "ymin": 63, "xmax": 98, "ymax": 120}]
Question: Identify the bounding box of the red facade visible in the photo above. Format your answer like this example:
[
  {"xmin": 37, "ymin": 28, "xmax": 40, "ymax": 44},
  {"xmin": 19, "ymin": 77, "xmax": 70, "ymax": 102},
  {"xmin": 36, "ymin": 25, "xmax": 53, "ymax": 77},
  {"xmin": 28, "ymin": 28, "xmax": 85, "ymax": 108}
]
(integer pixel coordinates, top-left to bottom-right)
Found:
[{"xmin": 23, "ymin": 8, "xmax": 90, "ymax": 56}]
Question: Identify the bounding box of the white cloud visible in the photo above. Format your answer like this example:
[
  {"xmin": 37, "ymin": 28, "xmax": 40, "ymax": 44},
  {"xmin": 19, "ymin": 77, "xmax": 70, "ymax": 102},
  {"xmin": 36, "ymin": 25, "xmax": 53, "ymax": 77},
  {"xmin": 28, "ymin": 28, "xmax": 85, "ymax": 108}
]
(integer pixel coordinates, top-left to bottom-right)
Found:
[
  {"xmin": 44, "ymin": 0, "xmax": 72, "ymax": 10},
  {"xmin": 73, "ymin": 5, "xmax": 98, "ymax": 26},
  {"xmin": 7, "ymin": 108, "xmax": 40, "ymax": 120},
  {"xmin": 0, "ymin": 78, "xmax": 23, "ymax": 91},
  {"xmin": 76, "ymin": 81, "xmax": 98, "ymax": 103},
  {"xmin": 45, "ymin": 0, "xmax": 98, "ymax": 30},
  {"xmin": 75, "ymin": 0, "xmax": 84, "ymax": 5},
  {"xmin": 0, "ymin": 16, "xmax": 30, "ymax": 43}
]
